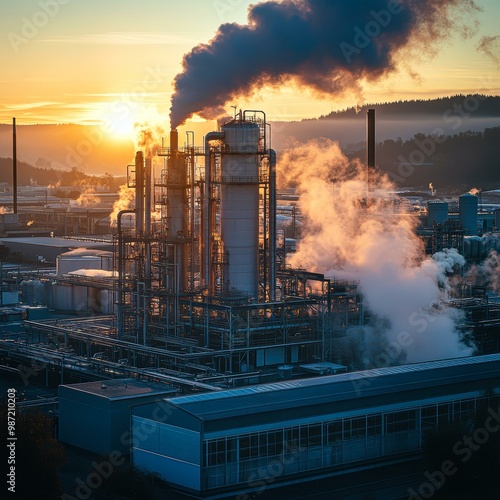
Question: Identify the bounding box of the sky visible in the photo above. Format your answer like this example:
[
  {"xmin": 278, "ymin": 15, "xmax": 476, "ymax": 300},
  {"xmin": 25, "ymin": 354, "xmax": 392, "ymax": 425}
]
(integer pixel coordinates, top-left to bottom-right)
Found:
[{"xmin": 0, "ymin": 0, "xmax": 499, "ymax": 137}]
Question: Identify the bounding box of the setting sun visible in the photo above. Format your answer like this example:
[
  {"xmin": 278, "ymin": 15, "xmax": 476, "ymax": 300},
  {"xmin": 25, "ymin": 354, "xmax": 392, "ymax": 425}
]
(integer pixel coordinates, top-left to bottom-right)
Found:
[{"xmin": 99, "ymin": 103, "xmax": 137, "ymax": 140}]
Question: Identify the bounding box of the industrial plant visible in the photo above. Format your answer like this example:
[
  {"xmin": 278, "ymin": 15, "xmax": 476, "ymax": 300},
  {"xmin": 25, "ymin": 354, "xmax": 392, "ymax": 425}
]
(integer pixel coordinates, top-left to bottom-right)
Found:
[
  {"xmin": 2, "ymin": 109, "xmax": 500, "ymax": 498},
  {"xmin": 1, "ymin": 110, "xmax": 365, "ymax": 387}
]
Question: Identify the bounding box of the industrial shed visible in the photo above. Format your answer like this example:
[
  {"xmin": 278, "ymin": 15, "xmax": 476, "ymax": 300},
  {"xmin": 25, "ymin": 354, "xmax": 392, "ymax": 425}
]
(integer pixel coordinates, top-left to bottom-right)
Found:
[
  {"xmin": 58, "ymin": 378, "xmax": 176, "ymax": 455},
  {"xmin": 131, "ymin": 354, "xmax": 500, "ymax": 498},
  {"xmin": 0, "ymin": 237, "xmax": 113, "ymax": 264}
]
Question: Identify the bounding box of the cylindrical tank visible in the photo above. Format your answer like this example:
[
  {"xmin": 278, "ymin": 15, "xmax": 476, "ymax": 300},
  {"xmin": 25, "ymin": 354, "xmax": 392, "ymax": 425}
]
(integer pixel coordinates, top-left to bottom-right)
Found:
[
  {"xmin": 459, "ymin": 194, "xmax": 478, "ymax": 236},
  {"xmin": 220, "ymin": 120, "xmax": 260, "ymax": 298},
  {"xmin": 495, "ymin": 209, "xmax": 500, "ymax": 229},
  {"xmin": 21, "ymin": 280, "xmax": 38, "ymax": 305},
  {"xmin": 88, "ymin": 287, "xmax": 100, "ymax": 314},
  {"xmin": 464, "ymin": 236, "xmax": 482, "ymax": 260},
  {"xmin": 53, "ymin": 284, "xmax": 73, "ymax": 311},
  {"xmin": 43, "ymin": 281, "xmax": 54, "ymax": 309},
  {"xmin": 57, "ymin": 254, "xmax": 102, "ymax": 276},
  {"xmin": 427, "ymin": 200, "xmax": 448, "ymax": 226},
  {"xmin": 33, "ymin": 280, "xmax": 45, "ymax": 305},
  {"xmin": 100, "ymin": 290, "xmax": 115, "ymax": 314},
  {"xmin": 100, "ymin": 252, "xmax": 114, "ymax": 271},
  {"xmin": 73, "ymin": 286, "xmax": 88, "ymax": 313}
]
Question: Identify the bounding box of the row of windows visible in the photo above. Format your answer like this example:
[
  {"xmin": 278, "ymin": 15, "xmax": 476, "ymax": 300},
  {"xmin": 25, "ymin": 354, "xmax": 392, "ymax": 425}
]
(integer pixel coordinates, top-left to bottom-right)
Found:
[{"xmin": 204, "ymin": 395, "xmax": 499, "ymax": 467}]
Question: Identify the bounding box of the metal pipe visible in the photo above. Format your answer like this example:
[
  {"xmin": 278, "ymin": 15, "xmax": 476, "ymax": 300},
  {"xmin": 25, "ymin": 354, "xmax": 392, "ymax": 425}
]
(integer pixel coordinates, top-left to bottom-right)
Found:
[
  {"xmin": 144, "ymin": 157, "xmax": 152, "ymax": 235},
  {"xmin": 12, "ymin": 118, "xmax": 17, "ymax": 214},
  {"xmin": 117, "ymin": 209, "xmax": 136, "ymax": 340},
  {"xmin": 242, "ymin": 110, "xmax": 267, "ymax": 151},
  {"xmin": 135, "ymin": 151, "xmax": 144, "ymax": 234},
  {"xmin": 203, "ymin": 132, "xmax": 225, "ymax": 291},
  {"xmin": 144, "ymin": 156, "xmax": 152, "ymax": 295},
  {"xmin": 186, "ymin": 131, "xmax": 195, "ymax": 289},
  {"xmin": 269, "ymin": 149, "xmax": 277, "ymax": 301}
]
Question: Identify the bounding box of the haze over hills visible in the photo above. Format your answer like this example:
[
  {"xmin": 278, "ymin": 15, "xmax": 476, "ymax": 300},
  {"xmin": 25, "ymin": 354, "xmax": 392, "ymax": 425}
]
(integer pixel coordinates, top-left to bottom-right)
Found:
[
  {"xmin": 0, "ymin": 123, "xmax": 135, "ymax": 176},
  {"xmin": 270, "ymin": 94, "xmax": 500, "ymax": 151},
  {"xmin": 0, "ymin": 95, "xmax": 499, "ymax": 186}
]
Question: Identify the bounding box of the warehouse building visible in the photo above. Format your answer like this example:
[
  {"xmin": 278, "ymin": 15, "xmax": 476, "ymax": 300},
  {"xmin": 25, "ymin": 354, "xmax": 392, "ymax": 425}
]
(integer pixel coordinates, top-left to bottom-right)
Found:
[
  {"xmin": 131, "ymin": 354, "xmax": 500, "ymax": 498},
  {"xmin": 59, "ymin": 378, "xmax": 176, "ymax": 455}
]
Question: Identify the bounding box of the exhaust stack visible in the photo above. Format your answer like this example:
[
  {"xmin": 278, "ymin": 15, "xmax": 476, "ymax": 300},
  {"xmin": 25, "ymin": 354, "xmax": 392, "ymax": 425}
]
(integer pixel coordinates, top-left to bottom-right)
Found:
[
  {"xmin": 13, "ymin": 118, "xmax": 17, "ymax": 214},
  {"xmin": 170, "ymin": 129, "xmax": 179, "ymax": 153},
  {"xmin": 366, "ymin": 109, "xmax": 375, "ymax": 192},
  {"xmin": 135, "ymin": 151, "xmax": 144, "ymax": 234}
]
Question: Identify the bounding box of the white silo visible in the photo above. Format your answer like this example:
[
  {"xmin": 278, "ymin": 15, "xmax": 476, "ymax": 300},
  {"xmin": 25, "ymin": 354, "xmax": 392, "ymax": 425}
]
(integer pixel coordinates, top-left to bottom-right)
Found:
[
  {"xmin": 220, "ymin": 120, "xmax": 260, "ymax": 298},
  {"xmin": 427, "ymin": 200, "xmax": 448, "ymax": 226},
  {"xmin": 56, "ymin": 253, "xmax": 102, "ymax": 276},
  {"xmin": 459, "ymin": 194, "xmax": 478, "ymax": 236}
]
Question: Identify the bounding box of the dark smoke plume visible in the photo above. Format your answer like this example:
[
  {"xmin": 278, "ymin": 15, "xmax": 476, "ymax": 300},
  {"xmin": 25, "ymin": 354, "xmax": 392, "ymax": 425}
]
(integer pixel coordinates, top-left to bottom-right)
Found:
[
  {"xmin": 477, "ymin": 35, "xmax": 500, "ymax": 65},
  {"xmin": 170, "ymin": 0, "xmax": 480, "ymax": 128}
]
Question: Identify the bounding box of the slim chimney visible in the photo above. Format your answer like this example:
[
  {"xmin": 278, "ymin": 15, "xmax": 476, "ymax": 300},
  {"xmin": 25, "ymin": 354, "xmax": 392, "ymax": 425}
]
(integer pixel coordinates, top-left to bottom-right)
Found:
[
  {"xmin": 13, "ymin": 118, "xmax": 17, "ymax": 214},
  {"xmin": 135, "ymin": 151, "xmax": 144, "ymax": 234},
  {"xmin": 170, "ymin": 129, "xmax": 179, "ymax": 153},
  {"xmin": 366, "ymin": 109, "xmax": 375, "ymax": 192}
]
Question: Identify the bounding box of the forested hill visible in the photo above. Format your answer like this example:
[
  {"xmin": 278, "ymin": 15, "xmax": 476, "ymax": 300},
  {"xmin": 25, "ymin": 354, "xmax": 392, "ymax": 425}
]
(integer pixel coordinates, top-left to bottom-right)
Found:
[
  {"xmin": 352, "ymin": 126, "xmax": 500, "ymax": 189},
  {"xmin": 316, "ymin": 95, "xmax": 500, "ymax": 120},
  {"xmin": 0, "ymin": 157, "xmax": 122, "ymax": 189}
]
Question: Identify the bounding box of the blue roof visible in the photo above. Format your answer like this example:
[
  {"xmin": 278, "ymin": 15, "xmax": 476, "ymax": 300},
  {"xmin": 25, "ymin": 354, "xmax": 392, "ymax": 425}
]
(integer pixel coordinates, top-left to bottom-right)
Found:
[{"xmin": 164, "ymin": 354, "xmax": 500, "ymax": 423}]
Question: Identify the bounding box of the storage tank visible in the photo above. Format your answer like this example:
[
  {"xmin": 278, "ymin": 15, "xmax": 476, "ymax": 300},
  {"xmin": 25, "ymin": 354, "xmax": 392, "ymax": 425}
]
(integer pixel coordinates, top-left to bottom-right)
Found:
[
  {"xmin": 21, "ymin": 280, "xmax": 35, "ymax": 304},
  {"xmin": 220, "ymin": 120, "xmax": 260, "ymax": 298},
  {"xmin": 100, "ymin": 252, "xmax": 114, "ymax": 271},
  {"xmin": 100, "ymin": 290, "xmax": 116, "ymax": 314},
  {"xmin": 73, "ymin": 286, "xmax": 89, "ymax": 313},
  {"xmin": 88, "ymin": 287, "xmax": 100, "ymax": 314},
  {"xmin": 53, "ymin": 284, "xmax": 73, "ymax": 311},
  {"xmin": 427, "ymin": 200, "xmax": 448, "ymax": 226},
  {"xmin": 463, "ymin": 236, "xmax": 483, "ymax": 260},
  {"xmin": 33, "ymin": 280, "xmax": 46, "ymax": 305},
  {"xmin": 57, "ymin": 254, "xmax": 102, "ymax": 276},
  {"xmin": 495, "ymin": 209, "xmax": 500, "ymax": 229},
  {"xmin": 459, "ymin": 194, "xmax": 478, "ymax": 236},
  {"xmin": 43, "ymin": 281, "xmax": 54, "ymax": 309}
]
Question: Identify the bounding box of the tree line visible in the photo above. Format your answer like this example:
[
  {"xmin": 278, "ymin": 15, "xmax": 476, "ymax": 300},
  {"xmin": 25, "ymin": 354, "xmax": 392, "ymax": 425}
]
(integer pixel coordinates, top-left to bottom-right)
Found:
[{"xmin": 348, "ymin": 126, "xmax": 500, "ymax": 189}]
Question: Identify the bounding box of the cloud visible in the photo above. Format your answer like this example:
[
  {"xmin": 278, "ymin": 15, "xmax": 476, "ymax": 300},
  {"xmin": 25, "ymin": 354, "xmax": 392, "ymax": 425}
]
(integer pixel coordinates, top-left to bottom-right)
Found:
[
  {"xmin": 170, "ymin": 0, "xmax": 481, "ymax": 127},
  {"xmin": 477, "ymin": 35, "xmax": 500, "ymax": 65},
  {"xmin": 37, "ymin": 32, "xmax": 195, "ymax": 46},
  {"xmin": 4, "ymin": 101, "xmax": 62, "ymax": 110}
]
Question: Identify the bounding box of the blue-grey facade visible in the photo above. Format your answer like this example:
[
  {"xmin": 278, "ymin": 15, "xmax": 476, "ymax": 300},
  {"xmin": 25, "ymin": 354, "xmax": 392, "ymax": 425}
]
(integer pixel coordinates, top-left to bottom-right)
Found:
[
  {"xmin": 58, "ymin": 378, "xmax": 176, "ymax": 455},
  {"xmin": 131, "ymin": 354, "xmax": 500, "ymax": 498}
]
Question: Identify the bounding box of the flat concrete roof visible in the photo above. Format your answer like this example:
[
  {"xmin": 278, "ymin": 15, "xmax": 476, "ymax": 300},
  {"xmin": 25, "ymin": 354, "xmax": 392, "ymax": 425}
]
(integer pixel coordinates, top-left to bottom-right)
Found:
[
  {"xmin": 60, "ymin": 378, "xmax": 176, "ymax": 401},
  {"xmin": 0, "ymin": 237, "xmax": 112, "ymax": 249}
]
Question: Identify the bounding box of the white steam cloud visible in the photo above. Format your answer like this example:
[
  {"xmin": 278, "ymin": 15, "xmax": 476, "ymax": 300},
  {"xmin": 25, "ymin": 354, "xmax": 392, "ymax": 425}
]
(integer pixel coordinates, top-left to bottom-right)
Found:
[
  {"xmin": 278, "ymin": 139, "xmax": 472, "ymax": 367},
  {"xmin": 109, "ymin": 184, "xmax": 135, "ymax": 228}
]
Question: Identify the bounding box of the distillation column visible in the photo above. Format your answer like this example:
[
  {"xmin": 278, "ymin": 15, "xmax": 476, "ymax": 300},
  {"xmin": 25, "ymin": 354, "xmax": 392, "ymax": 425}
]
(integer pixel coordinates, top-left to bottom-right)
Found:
[
  {"xmin": 167, "ymin": 130, "xmax": 188, "ymax": 291},
  {"xmin": 220, "ymin": 120, "xmax": 260, "ymax": 299}
]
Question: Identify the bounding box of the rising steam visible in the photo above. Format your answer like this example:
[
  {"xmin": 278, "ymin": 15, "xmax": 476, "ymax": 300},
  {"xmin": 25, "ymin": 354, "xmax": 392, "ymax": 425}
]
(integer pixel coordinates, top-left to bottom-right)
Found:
[
  {"xmin": 134, "ymin": 123, "xmax": 165, "ymax": 154},
  {"xmin": 109, "ymin": 184, "xmax": 135, "ymax": 228},
  {"xmin": 70, "ymin": 186, "xmax": 100, "ymax": 208},
  {"xmin": 170, "ymin": 0, "xmax": 480, "ymax": 127},
  {"xmin": 278, "ymin": 139, "xmax": 472, "ymax": 366}
]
